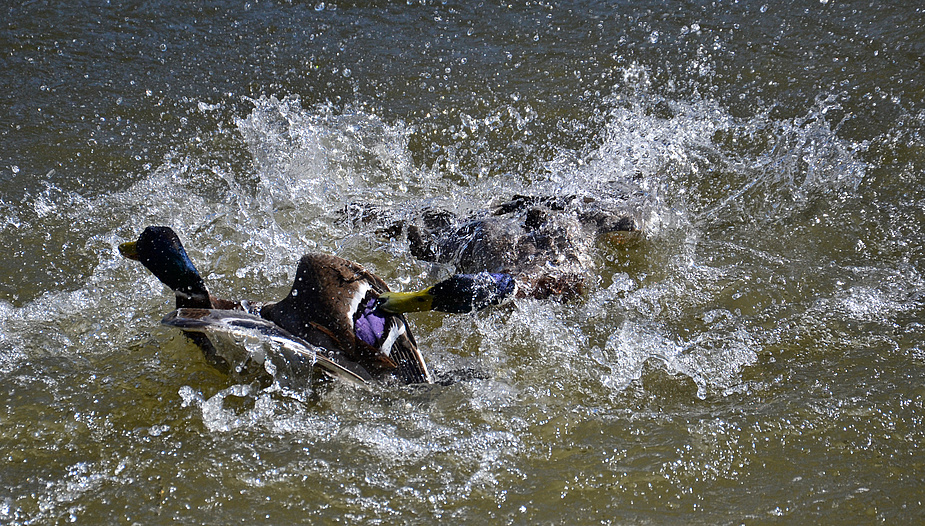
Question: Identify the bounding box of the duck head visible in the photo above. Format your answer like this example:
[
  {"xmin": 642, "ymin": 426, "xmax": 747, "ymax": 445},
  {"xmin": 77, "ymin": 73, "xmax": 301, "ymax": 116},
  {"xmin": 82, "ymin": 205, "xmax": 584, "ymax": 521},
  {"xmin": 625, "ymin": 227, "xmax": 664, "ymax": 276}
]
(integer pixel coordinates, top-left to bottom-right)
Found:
[
  {"xmin": 375, "ymin": 272, "xmax": 517, "ymax": 314},
  {"xmin": 119, "ymin": 226, "xmax": 211, "ymax": 307}
]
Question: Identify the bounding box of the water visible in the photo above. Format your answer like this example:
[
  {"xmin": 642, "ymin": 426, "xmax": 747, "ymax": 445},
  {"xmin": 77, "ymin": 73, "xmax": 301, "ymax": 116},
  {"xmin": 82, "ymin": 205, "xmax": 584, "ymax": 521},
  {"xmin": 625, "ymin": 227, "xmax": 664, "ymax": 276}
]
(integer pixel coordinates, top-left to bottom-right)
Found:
[{"xmin": 2, "ymin": 0, "xmax": 924, "ymax": 523}]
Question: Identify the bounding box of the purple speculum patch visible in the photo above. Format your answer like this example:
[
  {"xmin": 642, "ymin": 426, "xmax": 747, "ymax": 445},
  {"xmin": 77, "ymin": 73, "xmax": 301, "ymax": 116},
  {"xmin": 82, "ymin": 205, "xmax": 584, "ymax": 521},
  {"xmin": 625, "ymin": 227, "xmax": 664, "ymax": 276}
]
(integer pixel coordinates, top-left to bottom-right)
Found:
[{"xmin": 354, "ymin": 298, "xmax": 387, "ymax": 347}]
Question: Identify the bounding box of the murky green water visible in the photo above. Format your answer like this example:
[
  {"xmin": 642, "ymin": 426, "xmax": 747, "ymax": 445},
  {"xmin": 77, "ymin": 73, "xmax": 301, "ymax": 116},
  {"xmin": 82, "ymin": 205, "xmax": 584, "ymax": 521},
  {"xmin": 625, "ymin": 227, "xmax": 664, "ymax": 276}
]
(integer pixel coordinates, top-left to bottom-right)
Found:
[{"xmin": 2, "ymin": 0, "xmax": 925, "ymax": 523}]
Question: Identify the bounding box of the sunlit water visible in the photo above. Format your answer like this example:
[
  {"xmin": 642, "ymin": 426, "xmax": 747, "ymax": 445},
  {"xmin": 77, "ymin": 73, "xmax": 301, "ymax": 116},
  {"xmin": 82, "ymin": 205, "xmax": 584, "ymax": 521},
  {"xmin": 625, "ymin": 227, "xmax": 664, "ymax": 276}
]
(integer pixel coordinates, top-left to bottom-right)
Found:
[{"xmin": 2, "ymin": 1, "xmax": 925, "ymax": 523}]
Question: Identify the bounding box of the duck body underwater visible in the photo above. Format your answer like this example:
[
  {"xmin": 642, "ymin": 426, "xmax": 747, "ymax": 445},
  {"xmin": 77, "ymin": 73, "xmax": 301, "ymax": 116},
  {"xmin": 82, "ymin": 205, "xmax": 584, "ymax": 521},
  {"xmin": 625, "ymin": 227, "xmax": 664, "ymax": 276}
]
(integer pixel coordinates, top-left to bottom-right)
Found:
[
  {"xmin": 120, "ymin": 226, "xmax": 514, "ymax": 387},
  {"xmin": 348, "ymin": 192, "xmax": 645, "ymax": 301}
]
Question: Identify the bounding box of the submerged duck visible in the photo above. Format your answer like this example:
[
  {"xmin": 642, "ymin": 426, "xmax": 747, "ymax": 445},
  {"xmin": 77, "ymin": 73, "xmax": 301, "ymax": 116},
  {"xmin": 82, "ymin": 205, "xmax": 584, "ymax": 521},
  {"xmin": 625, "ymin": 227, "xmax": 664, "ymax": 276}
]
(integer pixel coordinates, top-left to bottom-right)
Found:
[
  {"xmin": 120, "ymin": 226, "xmax": 514, "ymax": 386},
  {"xmin": 348, "ymin": 192, "xmax": 645, "ymax": 300}
]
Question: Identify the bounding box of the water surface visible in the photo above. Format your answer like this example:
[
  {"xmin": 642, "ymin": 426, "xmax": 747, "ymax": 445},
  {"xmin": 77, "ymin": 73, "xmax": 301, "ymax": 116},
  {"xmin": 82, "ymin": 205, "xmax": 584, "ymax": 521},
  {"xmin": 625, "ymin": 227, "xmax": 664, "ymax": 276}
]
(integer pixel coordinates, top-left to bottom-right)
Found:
[{"xmin": 2, "ymin": 0, "xmax": 924, "ymax": 523}]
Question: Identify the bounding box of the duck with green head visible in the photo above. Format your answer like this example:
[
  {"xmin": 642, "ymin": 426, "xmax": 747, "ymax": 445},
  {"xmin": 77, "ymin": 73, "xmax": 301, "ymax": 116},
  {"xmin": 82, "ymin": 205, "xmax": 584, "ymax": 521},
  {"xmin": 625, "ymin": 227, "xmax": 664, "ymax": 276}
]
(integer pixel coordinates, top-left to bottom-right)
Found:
[
  {"xmin": 120, "ymin": 226, "xmax": 516, "ymax": 386},
  {"xmin": 375, "ymin": 271, "xmax": 517, "ymax": 314}
]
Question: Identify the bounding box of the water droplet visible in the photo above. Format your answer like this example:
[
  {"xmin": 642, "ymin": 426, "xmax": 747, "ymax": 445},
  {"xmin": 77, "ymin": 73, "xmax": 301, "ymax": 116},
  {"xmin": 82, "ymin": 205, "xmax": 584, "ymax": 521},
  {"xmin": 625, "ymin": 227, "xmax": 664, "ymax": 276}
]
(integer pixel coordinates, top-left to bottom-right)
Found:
[{"xmin": 315, "ymin": 2, "xmax": 325, "ymax": 10}]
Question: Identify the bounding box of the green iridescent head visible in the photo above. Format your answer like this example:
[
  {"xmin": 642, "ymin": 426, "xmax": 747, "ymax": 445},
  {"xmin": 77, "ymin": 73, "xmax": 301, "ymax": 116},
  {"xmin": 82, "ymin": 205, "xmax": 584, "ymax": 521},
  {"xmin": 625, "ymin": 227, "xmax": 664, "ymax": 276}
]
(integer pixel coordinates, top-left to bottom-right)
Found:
[
  {"xmin": 120, "ymin": 226, "xmax": 209, "ymax": 304},
  {"xmin": 376, "ymin": 272, "xmax": 517, "ymax": 314}
]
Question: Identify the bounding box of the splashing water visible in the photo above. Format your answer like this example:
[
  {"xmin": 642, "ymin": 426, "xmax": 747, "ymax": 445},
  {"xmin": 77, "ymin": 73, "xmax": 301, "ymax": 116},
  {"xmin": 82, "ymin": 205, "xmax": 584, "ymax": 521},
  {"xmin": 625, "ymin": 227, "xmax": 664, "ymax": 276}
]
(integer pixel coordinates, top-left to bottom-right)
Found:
[
  {"xmin": 4, "ymin": 56, "xmax": 922, "ymax": 523},
  {"xmin": 1, "ymin": 69, "xmax": 874, "ymax": 396}
]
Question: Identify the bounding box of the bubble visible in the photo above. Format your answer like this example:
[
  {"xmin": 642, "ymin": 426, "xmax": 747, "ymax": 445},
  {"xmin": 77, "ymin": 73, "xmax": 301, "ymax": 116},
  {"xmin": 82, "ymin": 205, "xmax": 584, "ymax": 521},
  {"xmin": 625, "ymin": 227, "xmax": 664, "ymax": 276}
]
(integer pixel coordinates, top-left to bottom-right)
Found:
[
  {"xmin": 198, "ymin": 101, "xmax": 221, "ymax": 112},
  {"xmin": 148, "ymin": 424, "xmax": 170, "ymax": 436}
]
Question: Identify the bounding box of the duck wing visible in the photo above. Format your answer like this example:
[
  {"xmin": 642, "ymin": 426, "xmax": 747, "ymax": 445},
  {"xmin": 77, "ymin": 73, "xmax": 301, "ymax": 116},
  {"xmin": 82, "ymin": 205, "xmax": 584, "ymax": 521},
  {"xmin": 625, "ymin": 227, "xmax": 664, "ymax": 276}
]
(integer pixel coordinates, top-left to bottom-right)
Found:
[
  {"xmin": 162, "ymin": 308, "xmax": 373, "ymax": 387},
  {"xmin": 354, "ymin": 297, "xmax": 432, "ymax": 384},
  {"xmin": 264, "ymin": 253, "xmax": 434, "ymax": 385}
]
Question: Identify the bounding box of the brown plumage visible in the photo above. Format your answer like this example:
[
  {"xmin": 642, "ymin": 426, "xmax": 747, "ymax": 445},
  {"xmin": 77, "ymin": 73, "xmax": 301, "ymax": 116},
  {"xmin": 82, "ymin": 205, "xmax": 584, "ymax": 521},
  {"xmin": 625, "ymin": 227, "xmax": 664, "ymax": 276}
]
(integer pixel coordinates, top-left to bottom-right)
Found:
[{"xmin": 120, "ymin": 226, "xmax": 432, "ymax": 385}]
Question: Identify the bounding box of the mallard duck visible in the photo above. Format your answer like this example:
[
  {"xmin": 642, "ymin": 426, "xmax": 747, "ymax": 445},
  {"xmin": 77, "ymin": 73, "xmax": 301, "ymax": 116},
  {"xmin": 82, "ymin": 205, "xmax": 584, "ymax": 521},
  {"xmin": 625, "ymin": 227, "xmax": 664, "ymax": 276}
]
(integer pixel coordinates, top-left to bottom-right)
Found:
[
  {"xmin": 347, "ymin": 193, "xmax": 643, "ymax": 300},
  {"xmin": 119, "ymin": 226, "xmax": 431, "ymax": 385},
  {"xmin": 120, "ymin": 226, "xmax": 517, "ymax": 386}
]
